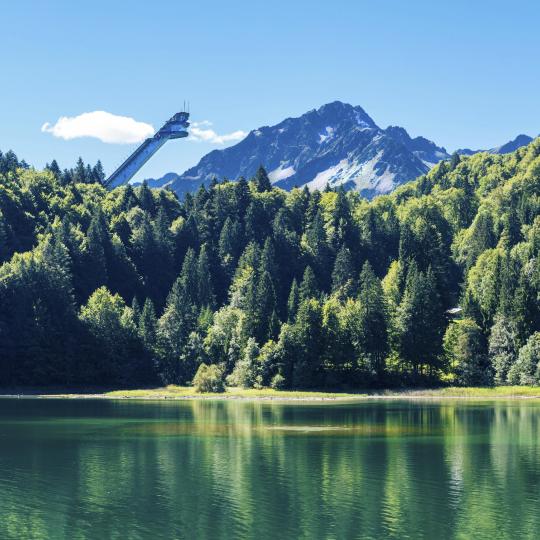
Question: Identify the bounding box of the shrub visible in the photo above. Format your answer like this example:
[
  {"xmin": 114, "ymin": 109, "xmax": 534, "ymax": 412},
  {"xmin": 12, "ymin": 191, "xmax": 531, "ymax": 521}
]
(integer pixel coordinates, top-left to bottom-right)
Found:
[
  {"xmin": 192, "ymin": 363, "xmax": 225, "ymax": 393},
  {"xmin": 270, "ymin": 373, "xmax": 286, "ymax": 390}
]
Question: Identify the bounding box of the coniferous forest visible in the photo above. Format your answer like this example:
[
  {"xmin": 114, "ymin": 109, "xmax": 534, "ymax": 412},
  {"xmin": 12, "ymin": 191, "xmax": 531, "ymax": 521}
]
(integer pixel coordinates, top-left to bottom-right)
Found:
[{"xmin": 0, "ymin": 140, "xmax": 539, "ymax": 389}]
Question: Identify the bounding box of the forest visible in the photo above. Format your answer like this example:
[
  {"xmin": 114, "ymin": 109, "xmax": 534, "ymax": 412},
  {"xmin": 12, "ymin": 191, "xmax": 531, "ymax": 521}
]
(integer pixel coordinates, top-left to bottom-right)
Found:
[{"xmin": 0, "ymin": 140, "xmax": 539, "ymax": 389}]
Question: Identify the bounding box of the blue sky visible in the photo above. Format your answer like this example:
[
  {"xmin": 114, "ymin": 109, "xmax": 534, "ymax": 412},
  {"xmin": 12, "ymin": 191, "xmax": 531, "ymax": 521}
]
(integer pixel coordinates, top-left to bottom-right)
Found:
[{"xmin": 1, "ymin": 0, "xmax": 539, "ymax": 181}]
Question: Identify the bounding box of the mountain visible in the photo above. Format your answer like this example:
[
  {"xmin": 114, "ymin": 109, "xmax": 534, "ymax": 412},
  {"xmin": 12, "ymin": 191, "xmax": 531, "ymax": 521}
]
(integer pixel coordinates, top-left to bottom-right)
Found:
[
  {"xmin": 149, "ymin": 101, "xmax": 450, "ymax": 198},
  {"xmin": 456, "ymin": 134, "xmax": 533, "ymax": 156}
]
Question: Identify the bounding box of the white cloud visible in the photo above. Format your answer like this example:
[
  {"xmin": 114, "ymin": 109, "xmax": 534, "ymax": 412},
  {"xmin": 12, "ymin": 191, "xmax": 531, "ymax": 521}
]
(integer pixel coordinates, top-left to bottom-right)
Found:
[
  {"xmin": 41, "ymin": 111, "xmax": 155, "ymax": 144},
  {"xmin": 193, "ymin": 120, "xmax": 213, "ymax": 128},
  {"xmin": 189, "ymin": 121, "xmax": 247, "ymax": 145}
]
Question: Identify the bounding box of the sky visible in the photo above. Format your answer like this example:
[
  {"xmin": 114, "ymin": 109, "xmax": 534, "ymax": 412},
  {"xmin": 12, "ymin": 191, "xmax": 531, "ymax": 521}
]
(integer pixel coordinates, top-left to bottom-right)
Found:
[{"xmin": 1, "ymin": 0, "xmax": 539, "ymax": 182}]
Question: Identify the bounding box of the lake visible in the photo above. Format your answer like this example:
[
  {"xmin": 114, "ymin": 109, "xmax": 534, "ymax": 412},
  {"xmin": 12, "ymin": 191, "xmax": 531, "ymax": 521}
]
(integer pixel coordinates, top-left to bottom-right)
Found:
[{"xmin": 0, "ymin": 398, "xmax": 539, "ymax": 539}]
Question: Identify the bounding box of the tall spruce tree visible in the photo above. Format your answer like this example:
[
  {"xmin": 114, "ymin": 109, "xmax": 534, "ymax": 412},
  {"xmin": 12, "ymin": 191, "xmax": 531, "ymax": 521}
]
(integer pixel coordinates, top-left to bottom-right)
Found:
[{"xmin": 254, "ymin": 166, "xmax": 272, "ymax": 192}]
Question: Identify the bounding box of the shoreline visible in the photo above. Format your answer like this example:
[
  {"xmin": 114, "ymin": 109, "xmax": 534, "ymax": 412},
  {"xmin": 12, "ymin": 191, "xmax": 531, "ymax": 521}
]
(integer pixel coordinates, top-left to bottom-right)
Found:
[{"xmin": 1, "ymin": 386, "xmax": 540, "ymax": 402}]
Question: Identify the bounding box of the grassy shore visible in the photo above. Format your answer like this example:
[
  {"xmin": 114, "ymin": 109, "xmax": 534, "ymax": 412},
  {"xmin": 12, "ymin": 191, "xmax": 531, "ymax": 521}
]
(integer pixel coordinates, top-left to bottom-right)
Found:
[{"xmin": 6, "ymin": 385, "xmax": 539, "ymax": 401}]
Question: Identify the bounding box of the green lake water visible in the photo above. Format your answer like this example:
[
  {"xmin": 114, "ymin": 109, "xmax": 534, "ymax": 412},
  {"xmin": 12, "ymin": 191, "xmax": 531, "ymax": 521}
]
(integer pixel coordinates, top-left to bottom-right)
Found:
[{"xmin": 0, "ymin": 398, "xmax": 539, "ymax": 539}]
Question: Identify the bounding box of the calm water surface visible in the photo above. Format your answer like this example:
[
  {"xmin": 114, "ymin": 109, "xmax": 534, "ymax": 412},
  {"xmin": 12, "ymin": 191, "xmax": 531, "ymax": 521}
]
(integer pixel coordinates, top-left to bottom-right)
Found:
[{"xmin": 0, "ymin": 398, "xmax": 539, "ymax": 539}]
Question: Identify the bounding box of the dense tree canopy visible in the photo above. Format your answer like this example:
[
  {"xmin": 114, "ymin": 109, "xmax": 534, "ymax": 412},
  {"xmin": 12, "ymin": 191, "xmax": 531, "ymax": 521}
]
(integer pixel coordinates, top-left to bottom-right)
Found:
[{"xmin": 0, "ymin": 139, "xmax": 539, "ymax": 388}]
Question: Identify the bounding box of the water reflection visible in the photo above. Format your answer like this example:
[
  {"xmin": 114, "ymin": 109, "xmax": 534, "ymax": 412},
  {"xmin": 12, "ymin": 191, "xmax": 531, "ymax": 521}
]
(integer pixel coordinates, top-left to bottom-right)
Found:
[{"xmin": 0, "ymin": 399, "xmax": 539, "ymax": 539}]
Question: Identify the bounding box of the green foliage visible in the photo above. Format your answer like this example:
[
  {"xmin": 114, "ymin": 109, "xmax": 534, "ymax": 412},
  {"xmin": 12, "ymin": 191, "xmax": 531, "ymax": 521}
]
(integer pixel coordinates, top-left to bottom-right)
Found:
[
  {"xmin": 489, "ymin": 315, "xmax": 518, "ymax": 384},
  {"xmin": 395, "ymin": 265, "xmax": 445, "ymax": 379},
  {"xmin": 352, "ymin": 262, "xmax": 389, "ymax": 378},
  {"xmin": 444, "ymin": 319, "xmax": 491, "ymax": 386},
  {"xmin": 226, "ymin": 337, "xmax": 261, "ymax": 388},
  {"xmin": 1, "ymin": 141, "xmax": 540, "ymax": 389},
  {"xmin": 192, "ymin": 363, "xmax": 225, "ymax": 393},
  {"xmin": 507, "ymin": 332, "xmax": 540, "ymax": 385},
  {"xmin": 270, "ymin": 373, "xmax": 286, "ymax": 389}
]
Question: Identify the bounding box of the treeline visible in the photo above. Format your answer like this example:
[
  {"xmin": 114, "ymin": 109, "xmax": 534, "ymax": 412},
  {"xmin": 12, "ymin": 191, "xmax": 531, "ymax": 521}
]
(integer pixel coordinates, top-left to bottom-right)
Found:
[
  {"xmin": 0, "ymin": 140, "xmax": 539, "ymax": 388},
  {"xmin": 45, "ymin": 156, "xmax": 106, "ymax": 186},
  {"xmin": 0, "ymin": 149, "xmax": 29, "ymax": 175}
]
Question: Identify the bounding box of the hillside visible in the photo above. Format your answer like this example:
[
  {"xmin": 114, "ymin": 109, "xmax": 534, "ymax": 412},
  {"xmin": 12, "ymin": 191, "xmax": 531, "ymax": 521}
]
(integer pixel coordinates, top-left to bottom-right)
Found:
[{"xmin": 0, "ymin": 139, "xmax": 539, "ymax": 389}]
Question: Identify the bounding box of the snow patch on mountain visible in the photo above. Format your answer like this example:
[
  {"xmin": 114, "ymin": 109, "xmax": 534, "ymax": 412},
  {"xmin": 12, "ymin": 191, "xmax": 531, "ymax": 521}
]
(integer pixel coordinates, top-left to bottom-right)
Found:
[
  {"xmin": 307, "ymin": 159, "xmax": 349, "ymax": 190},
  {"xmin": 269, "ymin": 163, "xmax": 296, "ymax": 182},
  {"xmin": 319, "ymin": 127, "xmax": 335, "ymax": 144}
]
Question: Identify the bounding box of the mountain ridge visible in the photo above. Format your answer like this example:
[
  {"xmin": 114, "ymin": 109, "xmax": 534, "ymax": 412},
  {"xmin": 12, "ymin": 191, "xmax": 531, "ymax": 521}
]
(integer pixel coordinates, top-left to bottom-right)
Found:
[
  {"xmin": 456, "ymin": 134, "xmax": 534, "ymax": 156},
  {"xmin": 145, "ymin": 101, "xmax": 533, "ymax": 198}
]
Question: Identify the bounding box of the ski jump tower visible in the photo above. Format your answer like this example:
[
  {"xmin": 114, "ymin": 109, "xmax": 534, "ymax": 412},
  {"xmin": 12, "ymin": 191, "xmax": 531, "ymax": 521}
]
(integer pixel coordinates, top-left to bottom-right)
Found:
[{"xmin": 105, "ymin": 111, "xmax": 190, "ymax": 188}]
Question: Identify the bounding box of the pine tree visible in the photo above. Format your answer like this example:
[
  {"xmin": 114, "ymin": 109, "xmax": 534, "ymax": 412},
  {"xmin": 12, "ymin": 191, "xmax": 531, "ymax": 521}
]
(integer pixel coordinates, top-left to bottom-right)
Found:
[
  {"xmin": 46, "ymin": 159, "xmax": 62, "ymax": 181},
  {"xmin": 92, "ymin": 160, "xmax": 106, "ymax": 184},
  {"xmin": 260, "ymin": 237, "xmax": 277, "ymax": 278},
  {"xmin": 85, "ymin": 164, "xmax": 93, "ymax": 184},
  {"xmin": 444, "ymin": 319, "xmax": 491, "ymax": 386},
  {"xmin": 138, "ymin": 181, "xmax": 155, "ymax": 215},
  {"xmin": 120, "ymin": 184, "xmax": 139, "ymax": 212},
  {"xmin": 299, "ymin": 266, "xmax": 319, "ymax": 302},
  {"xmin": 73, "ymin": 157, "xmax": 87, "ymax": 183},
  {"xmin": 180, "ymin": 248, "xmax": 199, "ymax": 305},
  {"xmin": 139, "ymin": 298, "xmax": 157, "ymax": 350},
  {"xmin": 197, "ymin": 244, "xmax": 215, "ymax": 309},
  {"xmin": 131, "ymin": 297, "xmax": 141, "ymax": 326},
  {"xmin": 331, "ymin": 245, "xmax": 356, "ymax": 297},
  {"xmin": 287, "ymin": 278, "xmax": 300, "ymax": 322},
  {"xmin": 219, "ymin": 217, "xmax": 242, "ymax": 275},
  {"xmin": 234, "ymin": 176, "xmax": 251, "ymax": 219},
  {"xmin": 489, "ymin": 314, "xmax": 518, "ymax": 384},
  {"xmin": 157, "ymin": 277, "xmax": 197, "ymax": 384},
  {"xmin": 254, "ymin": 166, "xmax": 272, "ymax": 192},
  {"xmin": 82, "ymin": 210, "xmax": 109, "ymax": 297},
  {"xmin": 329, "ymin": 190, "xmax": 356, "ymax": 249},
  {"xmin": 255, "ymin": 270, "xmax": 277, "ymax": 343},
  {"xmin": 352, "ymin": 262, "xmax": 388, "ymax": 379},
  {"xmin": 396, "ymin": 265, "xmax": 445, "ymax": 379},
  {"xmin": 305, "ymin": 210, "xmax": 331, "ymax": 288},
  {"xmin": 290, "ymin": 299, "xmax": 324, "ymax": 387}
]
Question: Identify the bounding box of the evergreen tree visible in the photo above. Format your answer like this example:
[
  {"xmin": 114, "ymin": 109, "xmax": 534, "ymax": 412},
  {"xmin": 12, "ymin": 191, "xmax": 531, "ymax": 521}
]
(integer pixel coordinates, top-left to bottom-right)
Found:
[
  {"xmin": 255, "ymin": 270, "xmax": 277, "ymax": 343},
  {"xmin": 331, "ymin": 245, "xmax": 356, "ymax": 297},
  {"xmin": 219, "ymin": 217, "xmax": 241, "ymax": 275},
  {"xmin": 396, "ymin": 265, "xmax": 445, "ymax": 379},
  {"xmin": 82, "ymin": 210, "xmax": 109, "ymax": 297},
  {"xmin": 179, "ymin": 248, "xmax": 198, "ymax": 305},
  {"xmin": 444, "ymin": 319, "xmax": 491, "ymax": 386},
  {"xmin": 138, "ymin": 181, "xmax": 155, "ymax": 215},
  {"xmin": 197, "ymin": 244, "xmax": 216, "ymax": 309},
  {"xmin": 254, "ymin": 166, "xmax": 272, "ymax": 192},
  {"xmin": 305, "ymin": 210, "xmax": 331, "ymax": 288},
  {"xmin": 157, "ymin": 276, "xmax": 197, "ymax": 384},
  {"xmin": 352, "ymin": 262, "xmax": 388, "ymax": 379},
  {"xmin": 489, "ymin": 314, "xmax": 518, "ymax": 384},
  {"xmin": 46, "ymin": 159, "xmax": 61, "ymax": 181},
  {"xmin": 299, "ymin": 266, "xmax": 319, "ymax": 302},
  {"xmin": 73, "ymin": 157, "xmax": 87, "ymax": 183},
  {"xmin": 287, "ymin": 278, "xmax": 300, "ymax": 322},
  {"xmin": 139, "ymin": 298, "xmax": 157, "ymax": 350},
  {"xmin": 234, "ymin": 176, "xmax": 251, "ymax": 218},
  {"xmin": 92, "ymin": 160, "xmax": 106, "ymax": 184}
]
